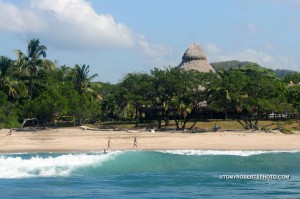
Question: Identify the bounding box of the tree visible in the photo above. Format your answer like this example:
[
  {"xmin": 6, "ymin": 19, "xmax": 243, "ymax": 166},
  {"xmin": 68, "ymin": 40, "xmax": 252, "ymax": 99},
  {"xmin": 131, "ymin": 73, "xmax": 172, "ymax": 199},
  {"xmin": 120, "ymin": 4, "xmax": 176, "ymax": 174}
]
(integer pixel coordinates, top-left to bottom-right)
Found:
[
  {"xmin": 72, "ymin": 64, "xmax": 98, "ymax": 95},
  {"xmin": 15, "ymin": 38, "xmax": 54, "ymax": 96},
  {"xmin": 209, "ymin": 64, "xmax": 287, "ymax": 130},
  {"xmin": 70, "ymin": 64, "xmax": 98, "ymax": 124},
  {"xmin": 0, "ymin": 56, "xmax": 27, "ymax": 101},
  {"xmin": 283, "ymin": 72, "xmax": 300, "ymax": 84},
  {"xmin": 119, "ymin": 73, "xmax": 153, "ymax": 127},
  {"xmin": 286, "ymin": 85, "xmax": 300, "ymax": 112},
  {"xmin": 207, "ymin": 69, "xmax": 232, "ymax": 120},
  {"xmin": 148, "ymin": 67, "xmax": 216, "ymax": 130},
  {"xmin": 0, "ymin": 91, "xmax": 19, "ymax": 128},
  {"xmin": 172, "ymin": 70, "xmax": 216, "ymax": 130},
  {"xmin": 20, "ymin": 85, "xmax": 69, "ymax": 123},
  {"xmin": 101, "ymin": 89, "xmax": 124, "ymax": 120},
  {"xmin": 18, "ymin": 67, "xmax": 74, "ymax": 123},
  {"xmin": 148, "ymin": 67, "xmax": 178, "ymax": 129}
]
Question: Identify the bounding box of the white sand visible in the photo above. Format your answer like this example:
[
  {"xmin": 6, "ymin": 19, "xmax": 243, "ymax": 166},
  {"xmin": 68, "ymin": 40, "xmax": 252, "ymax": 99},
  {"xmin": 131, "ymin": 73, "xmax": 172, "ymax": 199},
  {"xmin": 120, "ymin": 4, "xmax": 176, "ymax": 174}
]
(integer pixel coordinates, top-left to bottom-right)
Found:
[{"xmin": 0, "ymin": 128, "xmax": 300, "ymax": 153}]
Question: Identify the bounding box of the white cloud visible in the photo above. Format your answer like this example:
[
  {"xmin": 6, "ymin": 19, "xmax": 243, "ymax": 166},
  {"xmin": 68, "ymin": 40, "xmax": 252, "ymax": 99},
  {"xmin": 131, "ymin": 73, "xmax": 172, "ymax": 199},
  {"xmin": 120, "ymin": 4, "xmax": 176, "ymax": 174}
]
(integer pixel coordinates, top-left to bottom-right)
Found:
[
  {"xmin": 219, "ymin": 49, "xmax": 274, "ymax": 64},
  {"xmin": 137, "ymin": 35, "xmax": 172, "ymax": 57},
  {"xmin": 29, "ymin": 0, "xmax": 135, "ymax": 50},
  {"xmin": 277, "ymin": 56, "xmax": 299, "ymax": 70},
  {"xmin": 0, "ymin": 0, "xmax": 169, "ymax": 58},
  {"xmin": 0, "ymin": 0, "xmax": 134, "ymax": 49},
  {"xmin": 0, "ymin": 1, "xmax": 44, "ymax": 32},
  {"xmin": 206, "ymin": 43, "xmax": 221, "ymax": 54}
]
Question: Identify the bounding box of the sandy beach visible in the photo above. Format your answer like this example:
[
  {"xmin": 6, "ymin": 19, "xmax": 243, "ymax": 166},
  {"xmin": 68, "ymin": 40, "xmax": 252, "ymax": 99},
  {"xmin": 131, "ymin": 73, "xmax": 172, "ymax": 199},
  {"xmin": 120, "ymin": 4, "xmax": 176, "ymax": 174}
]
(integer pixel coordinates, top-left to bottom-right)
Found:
[{"xmin": 0, "ymin": 128, "xmax": 300, "ymax": 153}]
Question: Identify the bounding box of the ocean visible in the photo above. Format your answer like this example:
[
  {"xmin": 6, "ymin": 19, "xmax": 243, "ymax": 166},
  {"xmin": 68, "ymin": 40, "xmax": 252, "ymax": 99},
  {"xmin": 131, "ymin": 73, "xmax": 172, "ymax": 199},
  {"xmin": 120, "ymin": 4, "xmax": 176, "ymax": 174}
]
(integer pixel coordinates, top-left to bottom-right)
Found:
[{"xmin": 1, "ymin": 150, "xmax": 300, "ymax": 198}]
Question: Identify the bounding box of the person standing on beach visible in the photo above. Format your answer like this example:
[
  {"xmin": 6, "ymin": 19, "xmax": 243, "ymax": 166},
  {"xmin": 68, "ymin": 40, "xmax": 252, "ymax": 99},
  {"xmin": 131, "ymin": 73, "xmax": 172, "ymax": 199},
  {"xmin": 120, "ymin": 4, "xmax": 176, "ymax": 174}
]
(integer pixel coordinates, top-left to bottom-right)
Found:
[
  {"xmin": 6, "ymin": 129, "xmax": 12, "ymax": 136},
  {"xmin": 107, "ymin": 138, "xmax": 111, "ymax": 150},
  {"xmin": 133, "ymin": 137, "xmax": 138, "ymax": 149}
]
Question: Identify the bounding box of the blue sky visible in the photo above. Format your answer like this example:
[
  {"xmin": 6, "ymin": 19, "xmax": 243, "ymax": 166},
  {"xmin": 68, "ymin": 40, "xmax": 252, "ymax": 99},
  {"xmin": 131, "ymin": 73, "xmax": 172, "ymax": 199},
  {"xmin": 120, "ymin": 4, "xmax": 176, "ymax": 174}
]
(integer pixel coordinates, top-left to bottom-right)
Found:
[{"xmin": 0, "ymin": 0, "xmax": 300, "ymax": 83}]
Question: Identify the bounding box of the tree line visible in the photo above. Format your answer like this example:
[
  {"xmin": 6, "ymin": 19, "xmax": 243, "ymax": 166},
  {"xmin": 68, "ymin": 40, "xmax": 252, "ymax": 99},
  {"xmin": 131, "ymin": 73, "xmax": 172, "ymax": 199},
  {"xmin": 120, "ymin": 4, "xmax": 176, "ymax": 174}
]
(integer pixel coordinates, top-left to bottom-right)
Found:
[{"xmin": 1, "ymin": 39, "xmax": 300, "ymax": 130}]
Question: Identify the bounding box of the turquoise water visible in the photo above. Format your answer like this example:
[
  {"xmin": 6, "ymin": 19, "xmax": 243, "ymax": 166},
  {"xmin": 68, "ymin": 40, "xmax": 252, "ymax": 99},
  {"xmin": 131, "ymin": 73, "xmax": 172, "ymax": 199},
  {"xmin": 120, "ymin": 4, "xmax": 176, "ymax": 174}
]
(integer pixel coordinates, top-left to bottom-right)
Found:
[{"xmin": 0, "ymin": 150, "xmax": 300, "ymax": 198}]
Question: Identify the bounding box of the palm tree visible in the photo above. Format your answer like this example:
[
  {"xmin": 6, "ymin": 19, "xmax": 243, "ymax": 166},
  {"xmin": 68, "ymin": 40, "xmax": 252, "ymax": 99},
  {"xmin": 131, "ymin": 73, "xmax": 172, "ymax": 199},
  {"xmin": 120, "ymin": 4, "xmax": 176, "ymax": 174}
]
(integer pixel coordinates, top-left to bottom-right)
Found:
[
  {"xmin": 0, "ymin": 56, "xmax": 27, "ymax": 100},
  {"xmin": 73, "ymin": 64, "xmax": 98, "ymax": 95},
  {"xmin": 71, "ymin": 64, "xmax": 98, "ymax": 124},
  {"xmin": 15, "ymin": 38, "xmax": 54, "ymax": 96},
  {"xmin": 0, "ymin": 56, "xmax": 12, "ymax": 87}
]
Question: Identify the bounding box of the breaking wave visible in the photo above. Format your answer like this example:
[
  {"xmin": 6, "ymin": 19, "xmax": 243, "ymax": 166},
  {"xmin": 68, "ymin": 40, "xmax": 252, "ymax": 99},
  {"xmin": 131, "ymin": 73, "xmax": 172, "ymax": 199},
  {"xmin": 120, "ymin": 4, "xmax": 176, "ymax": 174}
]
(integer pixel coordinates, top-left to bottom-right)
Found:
[{"xmin": 1, "ymin": 150, "xmax": 299, "ymax": 179}]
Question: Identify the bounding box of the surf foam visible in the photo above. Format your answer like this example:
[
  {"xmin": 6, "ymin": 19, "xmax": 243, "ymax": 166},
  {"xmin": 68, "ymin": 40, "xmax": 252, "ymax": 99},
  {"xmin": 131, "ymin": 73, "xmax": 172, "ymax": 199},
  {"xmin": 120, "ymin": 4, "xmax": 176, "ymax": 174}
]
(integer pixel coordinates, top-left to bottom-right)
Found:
[
  {"xmin": 157, "ymin": 150, "xmax": 300, "ymax": 156},
  {"xmin": 0, "ymin": 151, "xmax": 122, "ymax": 179}
]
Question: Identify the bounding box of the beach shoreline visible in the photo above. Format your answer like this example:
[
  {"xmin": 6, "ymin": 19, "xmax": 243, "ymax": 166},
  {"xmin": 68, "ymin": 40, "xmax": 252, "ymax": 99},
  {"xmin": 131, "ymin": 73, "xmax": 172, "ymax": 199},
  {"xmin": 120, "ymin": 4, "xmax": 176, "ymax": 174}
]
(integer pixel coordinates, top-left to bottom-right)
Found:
[{"xmin": 1, "ymin": 128, "xmax": 300, "ymax": 154}]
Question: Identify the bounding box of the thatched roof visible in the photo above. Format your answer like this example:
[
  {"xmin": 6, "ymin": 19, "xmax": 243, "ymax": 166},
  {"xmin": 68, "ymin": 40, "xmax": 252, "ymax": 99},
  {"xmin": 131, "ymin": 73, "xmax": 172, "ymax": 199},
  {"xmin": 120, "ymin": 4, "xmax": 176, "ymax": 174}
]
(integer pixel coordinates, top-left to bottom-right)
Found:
[{"xmin": 179, "ymin": 43, "xmax": 215, "ymax": 73}]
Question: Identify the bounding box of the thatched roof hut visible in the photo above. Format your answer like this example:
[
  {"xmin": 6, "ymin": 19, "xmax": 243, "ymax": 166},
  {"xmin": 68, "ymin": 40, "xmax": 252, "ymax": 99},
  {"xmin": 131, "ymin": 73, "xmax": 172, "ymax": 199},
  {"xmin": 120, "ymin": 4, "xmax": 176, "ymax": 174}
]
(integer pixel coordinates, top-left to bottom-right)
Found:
[{"xmin": 179, "ymin": 43, "xmax": 215, "ymax": 73}]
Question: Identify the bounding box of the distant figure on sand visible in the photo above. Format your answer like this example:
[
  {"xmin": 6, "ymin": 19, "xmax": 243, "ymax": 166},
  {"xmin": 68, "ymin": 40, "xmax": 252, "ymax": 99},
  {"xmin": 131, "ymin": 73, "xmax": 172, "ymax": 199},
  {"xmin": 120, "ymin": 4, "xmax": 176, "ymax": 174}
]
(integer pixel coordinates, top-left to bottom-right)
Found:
[
  {"xmin": 133, "ymin": 137, "xmax": 138, "ymax": 149},
  {"xmin": 6, "ymin": 129, "xmax": 12, "ymax": 136},
  {"xmin": 107, "ymin": 138, "xmax": 111, "ymax": 150},
  {"xmin": 103, "ymin": 149, "xmax": 107, "ymax": 154}
]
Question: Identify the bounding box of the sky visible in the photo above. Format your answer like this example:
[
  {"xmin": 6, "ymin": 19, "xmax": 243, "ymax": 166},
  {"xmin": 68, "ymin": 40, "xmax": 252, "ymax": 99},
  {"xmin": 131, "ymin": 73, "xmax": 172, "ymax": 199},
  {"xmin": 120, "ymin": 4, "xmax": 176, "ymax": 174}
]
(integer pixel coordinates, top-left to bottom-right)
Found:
[{"xmin": 0, "ymin": 0, "xmax": 300, "ymax": 83}]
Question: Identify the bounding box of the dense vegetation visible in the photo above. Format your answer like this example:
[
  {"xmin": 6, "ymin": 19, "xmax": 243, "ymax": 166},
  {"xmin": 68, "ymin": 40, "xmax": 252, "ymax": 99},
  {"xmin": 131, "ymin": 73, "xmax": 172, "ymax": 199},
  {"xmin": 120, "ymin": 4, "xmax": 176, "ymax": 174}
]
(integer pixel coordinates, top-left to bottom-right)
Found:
[{"xmin": 1, "ymin": 39, "xmax": 300, "ymax": 130}]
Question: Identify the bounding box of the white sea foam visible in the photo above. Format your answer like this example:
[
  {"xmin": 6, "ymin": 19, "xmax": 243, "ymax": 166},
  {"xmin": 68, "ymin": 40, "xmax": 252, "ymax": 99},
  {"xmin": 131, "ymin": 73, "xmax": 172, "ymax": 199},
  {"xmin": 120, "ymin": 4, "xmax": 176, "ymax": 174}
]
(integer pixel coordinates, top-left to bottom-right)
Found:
[
  {"xmin": 157, "ymin": 150, "xmax": 300, "ymax": 156},
  {"xmin": 0, "ymin": 151, "xmax": 122, "ymax": 179}
]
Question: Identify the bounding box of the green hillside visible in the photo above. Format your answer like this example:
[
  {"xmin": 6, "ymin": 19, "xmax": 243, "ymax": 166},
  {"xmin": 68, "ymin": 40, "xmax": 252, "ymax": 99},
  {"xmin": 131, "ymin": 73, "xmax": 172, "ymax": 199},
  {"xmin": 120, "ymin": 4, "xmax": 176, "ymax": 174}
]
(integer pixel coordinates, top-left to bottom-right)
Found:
[{"xmin": 210, "ymin": 60, "xmax": 297, "ymax": 78}]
